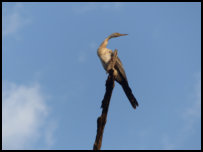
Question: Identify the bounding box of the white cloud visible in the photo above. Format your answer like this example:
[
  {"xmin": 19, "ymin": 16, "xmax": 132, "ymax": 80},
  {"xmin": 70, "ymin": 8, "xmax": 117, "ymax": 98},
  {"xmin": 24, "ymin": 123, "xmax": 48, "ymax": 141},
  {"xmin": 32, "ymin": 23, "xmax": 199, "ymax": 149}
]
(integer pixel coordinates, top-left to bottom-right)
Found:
[
  {"xmin": 77, "ymin": 51, "xmax": 87, "ymax": 63},
  {"xmin": 44, "ymin": 121, "xmax": 58, "ymax": 147},
  {"xmin": 72, "ymin": 2, "xmax": 122, "ymax": 14},
  {"xmin": 182, "ymin": 72, "xmax": 201, "ymax": 131},
  {"xmin": 162, "ymin": 72, "xmax": 201, "ymax": 149},
  {"xmin": 190, "ymin": 73, "xmax": 201, "ymax": 114},
  {"xmin": 89, "ymin": 41, "xmax": 98, "ymax": 51},
  {"xmin": 77, "ymin": 42, "xmax": 98, "ymax": 63},
  {"xmin": 100, "ymin": 2, "xmax": 122, "ymax": 10},
  {"xmin": 2, "ymin": 82, "xmax": 55, "ymax": 150},
  {"xmin": 162, "ymin": 134, "xmax": 176, "ymax": 150},
  {"xmin": 2, "ymin": 3, "xmax": 31, "ymax": 37}
]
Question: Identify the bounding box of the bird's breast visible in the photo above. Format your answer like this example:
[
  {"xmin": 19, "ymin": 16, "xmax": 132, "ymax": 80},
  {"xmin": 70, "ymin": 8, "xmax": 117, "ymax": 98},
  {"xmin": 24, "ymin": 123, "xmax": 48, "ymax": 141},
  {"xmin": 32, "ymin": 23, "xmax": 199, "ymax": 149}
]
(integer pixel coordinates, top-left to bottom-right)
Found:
[
  {"xmin": 97, "ymin": 48, "xmax": 112, "ymax": 63},
  {"xmin": 100, "ymin": 53, "xmax": 111, "ymax": 64},
  {"xmin": 97, "ymin": 48, "xmax": 112, "ymax": 70}
]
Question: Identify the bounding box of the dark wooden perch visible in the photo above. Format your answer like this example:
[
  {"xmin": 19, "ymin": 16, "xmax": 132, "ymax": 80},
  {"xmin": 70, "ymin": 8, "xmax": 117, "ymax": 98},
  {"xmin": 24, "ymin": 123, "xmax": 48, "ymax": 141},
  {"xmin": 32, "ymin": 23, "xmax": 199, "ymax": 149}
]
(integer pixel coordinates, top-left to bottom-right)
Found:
[{"xmin": 93, "ymin": 49, "xmax": 118, "ymax": 150}]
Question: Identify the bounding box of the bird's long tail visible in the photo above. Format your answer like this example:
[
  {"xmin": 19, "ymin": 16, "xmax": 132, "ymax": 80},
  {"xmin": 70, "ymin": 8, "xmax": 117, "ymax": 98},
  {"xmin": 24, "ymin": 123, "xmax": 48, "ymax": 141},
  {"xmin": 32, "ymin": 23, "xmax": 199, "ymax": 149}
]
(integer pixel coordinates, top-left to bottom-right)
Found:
[{"xmin": 120, "ymin": 80, "xmax": 139, "ymax": 109}]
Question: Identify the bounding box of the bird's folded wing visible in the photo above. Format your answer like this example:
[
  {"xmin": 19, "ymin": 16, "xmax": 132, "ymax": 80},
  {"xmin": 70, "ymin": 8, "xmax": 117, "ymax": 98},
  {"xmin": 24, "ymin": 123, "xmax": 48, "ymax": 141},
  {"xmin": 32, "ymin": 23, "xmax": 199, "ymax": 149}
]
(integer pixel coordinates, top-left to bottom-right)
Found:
[{"xmin": 114, "ymin": 57, "xmax": 128, "ymax": 83}]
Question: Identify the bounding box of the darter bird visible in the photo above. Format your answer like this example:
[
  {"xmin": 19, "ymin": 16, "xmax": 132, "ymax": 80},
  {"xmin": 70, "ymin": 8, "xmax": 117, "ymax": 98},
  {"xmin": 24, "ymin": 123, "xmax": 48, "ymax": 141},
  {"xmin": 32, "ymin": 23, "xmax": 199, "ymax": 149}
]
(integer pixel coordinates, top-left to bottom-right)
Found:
[{"xmin": 97, "ymin": 33, "xmax": 139, "ymax": 109}]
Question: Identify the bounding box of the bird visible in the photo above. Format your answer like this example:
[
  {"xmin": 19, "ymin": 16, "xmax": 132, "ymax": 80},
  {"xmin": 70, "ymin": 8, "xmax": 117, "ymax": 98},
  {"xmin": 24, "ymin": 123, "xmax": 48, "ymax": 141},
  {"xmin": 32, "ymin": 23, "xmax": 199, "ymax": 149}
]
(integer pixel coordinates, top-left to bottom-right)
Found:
[{"xmin": 97, "ymin": 33, "xmax": 139, "ymax": 109}]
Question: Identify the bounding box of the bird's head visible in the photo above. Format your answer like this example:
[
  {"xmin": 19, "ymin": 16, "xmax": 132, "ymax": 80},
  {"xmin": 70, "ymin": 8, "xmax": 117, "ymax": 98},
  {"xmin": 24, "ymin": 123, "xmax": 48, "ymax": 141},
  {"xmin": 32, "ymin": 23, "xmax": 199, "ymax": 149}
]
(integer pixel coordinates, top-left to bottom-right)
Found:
[{"xmin": 108, "ymin": 33, "xmax": 128, "ymax": 39}]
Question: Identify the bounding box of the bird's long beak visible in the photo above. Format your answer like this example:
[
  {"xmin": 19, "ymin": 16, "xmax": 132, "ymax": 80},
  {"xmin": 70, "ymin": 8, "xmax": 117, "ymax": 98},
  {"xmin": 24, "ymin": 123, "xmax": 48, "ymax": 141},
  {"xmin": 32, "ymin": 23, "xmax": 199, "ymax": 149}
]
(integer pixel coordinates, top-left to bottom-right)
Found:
[{"xmin": 120, "ymin": 34, "xmax": 128, "ymax": 36}]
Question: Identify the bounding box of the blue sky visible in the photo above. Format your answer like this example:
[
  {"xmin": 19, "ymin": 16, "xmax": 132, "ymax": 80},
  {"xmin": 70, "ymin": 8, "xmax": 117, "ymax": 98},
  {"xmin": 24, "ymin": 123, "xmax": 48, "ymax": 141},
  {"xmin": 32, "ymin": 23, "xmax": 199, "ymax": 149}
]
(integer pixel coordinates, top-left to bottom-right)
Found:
[{"xmin": 2, "ymin": 2, "xmax": 201, "ymax": 150}]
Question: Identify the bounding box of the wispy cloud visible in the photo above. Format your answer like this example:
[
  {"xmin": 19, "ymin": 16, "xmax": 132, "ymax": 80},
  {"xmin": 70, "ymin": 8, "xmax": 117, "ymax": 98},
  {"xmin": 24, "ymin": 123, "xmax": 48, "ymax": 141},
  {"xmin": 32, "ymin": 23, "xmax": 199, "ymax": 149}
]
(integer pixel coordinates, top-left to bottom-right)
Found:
[
  {"xmin": 44, "ymin": 121, "xmax": 57, "ymax": 147},
  {"xmin": 2, "ymin": 81, "xmax": 56, "ymax": 150},
  {"xmin": 89, "ymin": 41, "xmax": 98, "ymax": 51},
  {"xmin": 182, "ymin": 72, "xmax": 201, "ymax": 131},
  {"xmin": 72, "ymin": 2, "xmax": 122, "ymax": 14},
  {"xmin": 2, "ymin": 3, "xmax": 31, "ymax": 37},
  {"xmin": 77, "ymin": 41, "xmax": 98, "ymax": 63},
  {"xmin": 77, "ymin": 50, "xmax": 87, "ymax": 63},
  {"xmin": 162, "ymin": 72, "xmax": 201, "ymax": 150}
]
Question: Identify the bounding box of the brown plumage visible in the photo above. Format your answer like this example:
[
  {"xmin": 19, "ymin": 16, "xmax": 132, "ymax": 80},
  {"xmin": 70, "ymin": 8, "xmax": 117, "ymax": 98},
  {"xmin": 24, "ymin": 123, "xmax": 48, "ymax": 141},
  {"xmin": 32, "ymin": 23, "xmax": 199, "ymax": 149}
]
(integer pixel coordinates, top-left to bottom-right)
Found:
[{"xmin": 97, "ymin": 33, "xmax": 139, "ymax": 109}]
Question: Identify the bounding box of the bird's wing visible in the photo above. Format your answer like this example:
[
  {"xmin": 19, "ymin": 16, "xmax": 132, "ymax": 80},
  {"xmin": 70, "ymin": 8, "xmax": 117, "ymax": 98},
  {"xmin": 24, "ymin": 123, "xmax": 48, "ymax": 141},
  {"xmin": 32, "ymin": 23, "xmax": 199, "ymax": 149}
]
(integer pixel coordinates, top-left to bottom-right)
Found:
[
  {"xmin": 114, "ymin": 57, "xmax": 128, "ymax": 83},
  {"xmin": 115, "ymin": 57, "xmax": 138, "ymax": 109}
]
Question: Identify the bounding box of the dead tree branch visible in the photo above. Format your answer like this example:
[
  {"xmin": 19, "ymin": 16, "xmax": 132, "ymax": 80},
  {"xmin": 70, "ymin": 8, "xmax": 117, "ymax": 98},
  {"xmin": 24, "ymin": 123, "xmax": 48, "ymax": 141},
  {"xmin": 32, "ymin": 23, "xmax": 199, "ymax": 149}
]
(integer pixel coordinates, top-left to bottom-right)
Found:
[{"xmin": 93, "ymin": 49, "xmax": 118, "ymax": 150}]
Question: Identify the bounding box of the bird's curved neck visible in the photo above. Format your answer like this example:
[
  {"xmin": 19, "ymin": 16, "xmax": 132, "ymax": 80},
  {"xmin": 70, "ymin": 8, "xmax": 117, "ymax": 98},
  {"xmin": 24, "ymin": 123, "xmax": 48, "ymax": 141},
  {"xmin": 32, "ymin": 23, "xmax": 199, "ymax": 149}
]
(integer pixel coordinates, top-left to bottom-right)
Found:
[{"xmin": 99, "ymin": 37, "xmax": 111, "ymax": 49}]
